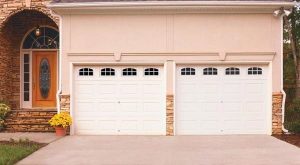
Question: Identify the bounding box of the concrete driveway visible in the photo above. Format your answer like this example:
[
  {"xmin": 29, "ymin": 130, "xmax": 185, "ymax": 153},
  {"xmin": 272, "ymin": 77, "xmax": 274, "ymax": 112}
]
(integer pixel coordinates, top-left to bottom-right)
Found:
[{"xmin": 18, "ymin": 135, "xmax": 300, "ymax": 165}]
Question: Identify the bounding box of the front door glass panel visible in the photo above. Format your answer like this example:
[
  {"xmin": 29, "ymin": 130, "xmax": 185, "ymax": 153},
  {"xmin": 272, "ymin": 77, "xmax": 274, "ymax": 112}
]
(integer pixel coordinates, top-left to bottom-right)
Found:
[{"xmin": 39, "ymin": 58, "xmax": 51, "ymax": 99}]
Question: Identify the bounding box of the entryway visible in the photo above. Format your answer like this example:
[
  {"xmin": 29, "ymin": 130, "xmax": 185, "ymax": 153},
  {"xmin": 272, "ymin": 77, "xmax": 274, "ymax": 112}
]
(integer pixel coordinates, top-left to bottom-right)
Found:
[{"xmin": 21, "ymin": 26, "xmax": 59, "ymax": 108}]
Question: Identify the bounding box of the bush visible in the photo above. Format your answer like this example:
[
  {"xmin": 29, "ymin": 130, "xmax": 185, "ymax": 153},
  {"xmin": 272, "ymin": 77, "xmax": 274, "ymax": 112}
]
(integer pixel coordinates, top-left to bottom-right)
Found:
[
  {"xmin": 0, "ymin": 119, "xmax": 4, "ymax": 131},
  {"xmin": 285, "ymin": 98, "xmax": 300, "ymax": 133},
  {"xmin": 48, "ymin": 112, "xmax": 72, "ymax": 128},
  {"xmin": 0, "ymin": 103, "xmax": 10, "ymax": 119},
  {"xmin": 285, "ymin": 121, "xmax": 300, "ymax": 134}
]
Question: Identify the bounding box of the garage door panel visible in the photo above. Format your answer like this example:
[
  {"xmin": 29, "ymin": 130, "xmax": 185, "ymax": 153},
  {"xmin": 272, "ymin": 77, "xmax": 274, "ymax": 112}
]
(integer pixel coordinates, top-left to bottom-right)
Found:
[
  {"xmin": 246, "ymin": 83, "xmax": 265, "ymax": 93},
  {"xmin": 119, "ymin": 102, "xmax": 138, "ymax": 112},
  {"xmin": 97, "ymin": 102, "xmax": 117, "ymax": 112},
  {"xmin": 74, "ymin": 66, "xmax": 165, "ymax": 135},
  {"xmin": 97, "ymin": 120, "xmax": 117, "ymax": 131},
  {"xmin": 176, "ymin": 65, "xmax": 269, "ymax": 135},
  {"xmin": 96, "ymin": 84, "xmax": 118, "ymax": 94},
  {"xmin": 177, "ymin": 102, "xmax": 199, "ymax": 112},
  {"xmin": 143, "ymin": 102, "xmax": 162, "ymax": 112},
  {"xmin": 222, "ymin": 103, "xmax": 242, "ymax": 112},
  {"xmin": 202, "ymin": 103, "xmax": 219, "ymax": 112},
  {"xmin": 245, "ymin": 103, "xmax": 264, "ymax": 112},
  {"xmin": 120, "ymin": 83, "xmax": 138, "ymax": 90},
  {"xmin": 143, "ymin": 120, "xmax": 164, "ymax": 131},
  {"xmin": 120, "ymin": 120, "xmax": 138, "ymax": 131}
]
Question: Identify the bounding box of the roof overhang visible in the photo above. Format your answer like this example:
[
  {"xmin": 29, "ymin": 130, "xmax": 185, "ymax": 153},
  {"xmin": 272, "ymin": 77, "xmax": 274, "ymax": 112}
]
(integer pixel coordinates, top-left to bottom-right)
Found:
[{"xmin": 48, "ymin": 1, "xmax": 296, "ymax": 14}]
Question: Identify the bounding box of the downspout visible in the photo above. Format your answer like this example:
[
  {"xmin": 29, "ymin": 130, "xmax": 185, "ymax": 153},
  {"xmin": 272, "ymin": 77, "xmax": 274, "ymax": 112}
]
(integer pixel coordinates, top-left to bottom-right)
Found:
[
  {"xmin": 281, "ymin": 13, "xmax": 289, "ymax": 133},
  {"xmin": 48, "ymin": 3, "xmax": 63, "ymax": 114}
]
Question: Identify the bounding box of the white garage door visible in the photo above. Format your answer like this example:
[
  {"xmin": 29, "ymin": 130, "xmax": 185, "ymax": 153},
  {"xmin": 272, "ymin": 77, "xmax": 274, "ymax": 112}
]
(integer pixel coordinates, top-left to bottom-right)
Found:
[
  {"xmin": 74, "ymin": 66, "xmax": 165, "ymax": 135},
  {"xmin": 176, "ymin": 65, "xmax": 269, "ymax": 135}
]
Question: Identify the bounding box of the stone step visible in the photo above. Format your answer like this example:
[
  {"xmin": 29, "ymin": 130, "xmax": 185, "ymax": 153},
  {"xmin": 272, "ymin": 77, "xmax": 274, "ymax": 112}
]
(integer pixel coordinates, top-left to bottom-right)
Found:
[{"xmin": 3, "ymin": 109, "xmax": 57, "ymax": 133}]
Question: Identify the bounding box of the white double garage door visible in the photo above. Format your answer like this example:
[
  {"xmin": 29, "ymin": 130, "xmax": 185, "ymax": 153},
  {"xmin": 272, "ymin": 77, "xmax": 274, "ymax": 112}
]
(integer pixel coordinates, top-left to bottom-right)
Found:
[{"xmin": 74, "ymin": 65, "xmax": 269, "ymax": 135}]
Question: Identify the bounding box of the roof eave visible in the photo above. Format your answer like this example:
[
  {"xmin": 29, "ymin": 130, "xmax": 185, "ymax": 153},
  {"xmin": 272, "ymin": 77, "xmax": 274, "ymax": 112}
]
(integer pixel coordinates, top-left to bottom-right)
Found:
[{"xmin": 48, "ymin": 1, "xmax": 296, "ymax": 9}]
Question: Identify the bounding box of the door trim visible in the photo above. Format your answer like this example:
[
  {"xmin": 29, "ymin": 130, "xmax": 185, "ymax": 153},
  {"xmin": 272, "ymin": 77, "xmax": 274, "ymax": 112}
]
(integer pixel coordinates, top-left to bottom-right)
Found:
[{"xmin": 20, "ymin": 50, "xmax": 59, "ymax": 108}]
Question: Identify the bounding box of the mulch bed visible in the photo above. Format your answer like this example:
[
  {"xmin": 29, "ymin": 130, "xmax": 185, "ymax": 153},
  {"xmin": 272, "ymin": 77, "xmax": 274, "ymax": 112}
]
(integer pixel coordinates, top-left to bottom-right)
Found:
[{"xmin": 273, "ymin": 134, "xmax": 300, "ymax": 148}]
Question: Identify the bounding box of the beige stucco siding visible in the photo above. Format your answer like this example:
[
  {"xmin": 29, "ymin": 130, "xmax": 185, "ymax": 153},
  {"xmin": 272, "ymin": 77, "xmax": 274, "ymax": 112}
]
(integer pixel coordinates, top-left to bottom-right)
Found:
[{"xmin": 60, "ymin": 13, "xmax": 282, "ymax": 94}]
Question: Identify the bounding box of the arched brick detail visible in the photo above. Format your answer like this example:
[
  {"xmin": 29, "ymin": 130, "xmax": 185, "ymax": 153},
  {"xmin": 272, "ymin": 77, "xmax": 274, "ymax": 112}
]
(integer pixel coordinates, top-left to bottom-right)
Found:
[
  {"xmin": 0, "ymin": 1, "xmax": 59, "ymax": 110},
  {"xmin": 0, "ymin": 1, "xmax": 59, "ymax": 29}
]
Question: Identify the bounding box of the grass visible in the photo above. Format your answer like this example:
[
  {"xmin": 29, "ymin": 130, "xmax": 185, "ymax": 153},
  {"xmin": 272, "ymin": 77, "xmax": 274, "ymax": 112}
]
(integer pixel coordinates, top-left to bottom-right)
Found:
[{"xmin": 0, "ymin": 139, "xmax": 45, "ymax": 165}]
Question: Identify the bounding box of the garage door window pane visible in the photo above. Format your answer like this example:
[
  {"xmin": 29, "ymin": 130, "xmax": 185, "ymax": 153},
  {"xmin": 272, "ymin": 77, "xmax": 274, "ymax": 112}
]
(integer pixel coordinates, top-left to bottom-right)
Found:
[
  {"xmin": 225, "ymin": 67, "xmax": 240, "ymax": 75},
  {"xmin": 181, "ymin": 68, "xmax": 195, "ymax": 75},
  {"xmin": 79, "ymin": 68, "xmax": 93, "ymax": 76},
  {"xmin": 203, "ymin": 68, "xmax": 217, "ymax": 75},
  {"xmin": 122, "ymin": 68, "xmax": 137, "ymax": 76},
  {"xmin": 248, "ymin": 67, "xmax": 262, "ymax": 75},
  {"xmin": 101, "ymin": 68, "xmax": 115, "ymax": 76},
  {"xmin": 145, "ymin": 68, "xmax": 159, "ymax": 76}
]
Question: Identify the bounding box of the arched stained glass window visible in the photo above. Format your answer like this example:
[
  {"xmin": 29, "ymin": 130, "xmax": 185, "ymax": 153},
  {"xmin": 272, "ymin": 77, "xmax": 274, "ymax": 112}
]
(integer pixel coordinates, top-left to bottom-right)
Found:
[{"xmin": 22, "ymin": 27, "xmax": 59, "ymax": 49}]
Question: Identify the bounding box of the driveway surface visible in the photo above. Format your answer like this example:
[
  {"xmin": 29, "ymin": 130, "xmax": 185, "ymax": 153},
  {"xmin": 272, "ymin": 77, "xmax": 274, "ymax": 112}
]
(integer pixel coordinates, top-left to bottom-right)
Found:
[{"xmin": 18, "ymin": 135, "xmax": 300, "ymax": 165}]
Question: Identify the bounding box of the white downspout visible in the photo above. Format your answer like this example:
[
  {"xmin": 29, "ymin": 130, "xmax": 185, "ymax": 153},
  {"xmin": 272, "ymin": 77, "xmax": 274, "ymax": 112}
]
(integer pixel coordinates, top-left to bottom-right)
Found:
[
  {"xmin": 56, "ymin": 14, "xmax": 63, "ymax": 114},
  {"xmin": 281, "ymin": 14, "xmax": 289, "ymax": 133}
]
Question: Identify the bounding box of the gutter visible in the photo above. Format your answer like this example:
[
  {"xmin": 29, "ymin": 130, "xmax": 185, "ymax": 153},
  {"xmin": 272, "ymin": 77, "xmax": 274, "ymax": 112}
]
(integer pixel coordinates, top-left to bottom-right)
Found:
[{"xmin": 48, "ymin": 1, "xmax": 296, "ymax": 8}]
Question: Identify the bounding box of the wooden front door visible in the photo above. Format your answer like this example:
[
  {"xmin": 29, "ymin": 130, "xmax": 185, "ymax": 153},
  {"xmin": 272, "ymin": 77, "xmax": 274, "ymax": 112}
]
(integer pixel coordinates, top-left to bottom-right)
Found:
[{"xmin": 32, "ymin": 51, "xmax": 57, "ymax": 107}]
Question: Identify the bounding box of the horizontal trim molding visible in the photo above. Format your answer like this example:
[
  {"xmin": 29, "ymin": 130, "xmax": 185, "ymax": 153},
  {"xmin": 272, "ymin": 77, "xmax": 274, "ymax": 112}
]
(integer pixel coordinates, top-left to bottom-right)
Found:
[{"xmin": 67, "ymin": 51, "xmax": 276, "ymax": 62}]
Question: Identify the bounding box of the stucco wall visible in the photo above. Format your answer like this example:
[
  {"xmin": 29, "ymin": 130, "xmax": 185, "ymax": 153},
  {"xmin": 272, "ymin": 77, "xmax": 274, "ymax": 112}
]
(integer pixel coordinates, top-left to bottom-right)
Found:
[{"xmin": 59, "ymin": 12, "xmax": 282, "ymax": 94}]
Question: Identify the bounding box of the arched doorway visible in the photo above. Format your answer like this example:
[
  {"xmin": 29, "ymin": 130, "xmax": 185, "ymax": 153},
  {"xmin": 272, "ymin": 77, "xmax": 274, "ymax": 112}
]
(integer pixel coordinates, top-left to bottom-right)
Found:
[
  {"xmin": 21, "ymin": 26, "xmax": 59, "ymax": 108},
  {"xmin": 0, "ymin": 9, "xmax": 58, "ymax": 109}
]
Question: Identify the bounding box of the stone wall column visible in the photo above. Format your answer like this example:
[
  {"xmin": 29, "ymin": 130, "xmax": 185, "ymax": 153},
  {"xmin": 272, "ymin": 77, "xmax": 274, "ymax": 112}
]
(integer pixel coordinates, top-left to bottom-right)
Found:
[
  {"xmin": 166, "ymin": 95, "xmax": 174, "ymax": 135},
  {"xmin": 60, "ymin": 94, "xmax": 70, "ymax": 112},
  {"xmin": 166, "ymin": 61, "xmax": 175, "ymax": 136},
  {"xmin": 272, "ymin": 92, "xmax": 283, "ymax": 134}
]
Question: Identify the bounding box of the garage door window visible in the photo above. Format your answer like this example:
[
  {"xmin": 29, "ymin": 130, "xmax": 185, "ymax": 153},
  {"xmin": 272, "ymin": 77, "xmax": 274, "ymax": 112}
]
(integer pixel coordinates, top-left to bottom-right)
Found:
[
  {"xmin": 248, "ymin": 67, "xmax": 262, "ymax": 75},
  {"xmin": 79, "ymin": 68, "xmax": 93, "ymax": 76},
  {"xmin": 144, "ymin": 68, "xmax": 159, "ymax": 76},
  {"xmin": 122, "ymin": 68, "xmax": 137, "ymax": 76},
  {"xmin": 203, "ymin": 67, "xmax": 217, "ymax": 75},
  {"xmin": 181, "ymin": 68, "xmax": 196, "ymax": 75},
  {"xmin": 101, "ymin": 68, "xmax": 115, "ymax": 76},
  {"xmin": 225, "ymin": 67, "xmax": 240, "ymax": 75}
]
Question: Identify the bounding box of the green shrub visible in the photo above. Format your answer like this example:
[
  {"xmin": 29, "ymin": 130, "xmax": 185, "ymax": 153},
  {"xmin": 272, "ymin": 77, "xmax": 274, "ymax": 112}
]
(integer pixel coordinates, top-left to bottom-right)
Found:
[
  {"xmin": 285, "ymin": 121, "xmax": 300, "ymax": 133},
  {"xmin": 0, "ymin": 103, "xmax": 10, "ymax": 119},
  {"xmin": 285, "ymin": 98, "xmax": 300, "ymax": 133},
  {"xmin": 0, "ymin": 119, "xmax": 4, "ymax": 131},
  {"xmin": 283, "ymin": 55, "xmax": 296, "ymax": 86}
]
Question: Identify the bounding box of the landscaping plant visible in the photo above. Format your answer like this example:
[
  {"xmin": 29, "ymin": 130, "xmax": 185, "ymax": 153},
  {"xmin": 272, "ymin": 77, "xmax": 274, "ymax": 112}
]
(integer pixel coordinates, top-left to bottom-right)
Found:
[
  {"xmin": 285, "ymin": 98, "xmax": 300, "ymax": 134},
  {"xmin": 0, "ymin": 103, "xmax": 10, "ymax": 131},
  {"xmin": 49, "ymin": 112, "xmax": 72, "ymax": 136}
]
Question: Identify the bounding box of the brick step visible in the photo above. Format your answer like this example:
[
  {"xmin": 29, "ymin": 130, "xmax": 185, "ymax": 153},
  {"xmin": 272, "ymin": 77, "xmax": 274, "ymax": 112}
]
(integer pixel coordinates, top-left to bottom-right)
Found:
[
  {"xmin": 6, "ymin": 122, "xmax": 51, "ymax": 125},
  {"xmin": 5, "ymin": 116, "xmax": 53, "ymax": 119},
  {"xmin": 4, "ymin": 128, "xmax": 55, "ymax": 132},
  {"xmin": 3, "ymin": 109, "xmax": 57, "ymax": 133}
]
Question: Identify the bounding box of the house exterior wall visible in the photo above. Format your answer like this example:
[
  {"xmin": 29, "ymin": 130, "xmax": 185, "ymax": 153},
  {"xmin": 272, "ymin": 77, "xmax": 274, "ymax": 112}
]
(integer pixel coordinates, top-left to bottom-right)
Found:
[
  {"xmin": 57, "ymin": 11, "xmax": 284, "ymax": 134},
  {"xmin": 60, "ymin": 13, "xmax": 282, "ymax": 94}
]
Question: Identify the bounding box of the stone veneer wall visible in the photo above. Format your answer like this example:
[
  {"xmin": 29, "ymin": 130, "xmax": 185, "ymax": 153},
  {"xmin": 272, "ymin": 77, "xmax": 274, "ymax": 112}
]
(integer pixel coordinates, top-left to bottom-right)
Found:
[
  {"xmin": 60, "ymin": 95, "xmax": 70, "ymax": 112},
  {"xmin": 0, "ymin": 0, "xmax": 58, "ymax": 109},
  {"xmin": 272, "ymin": 92, "xmax": 283, "ymax": 134},
  {"xmin": 5, "ymin": 109, "xmax": 56, "ymax": 132},
  {"xmin": 166, "ymin": 95, "xmax": 174, "ymax": 136}
]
